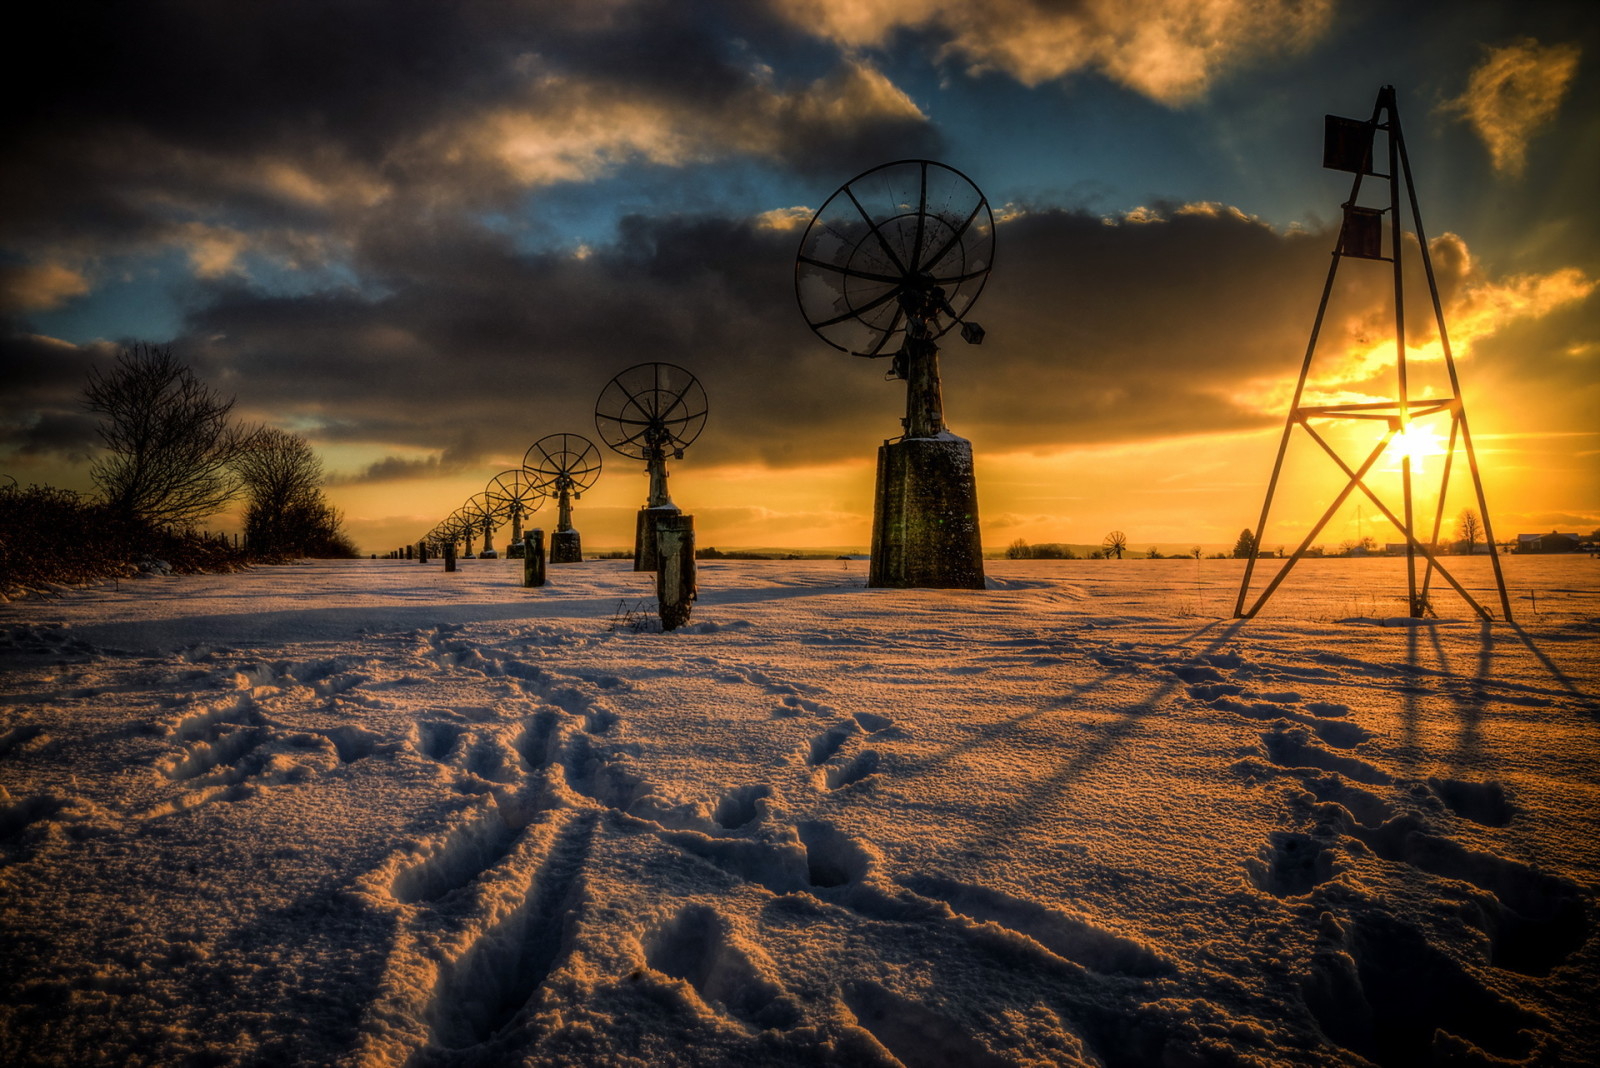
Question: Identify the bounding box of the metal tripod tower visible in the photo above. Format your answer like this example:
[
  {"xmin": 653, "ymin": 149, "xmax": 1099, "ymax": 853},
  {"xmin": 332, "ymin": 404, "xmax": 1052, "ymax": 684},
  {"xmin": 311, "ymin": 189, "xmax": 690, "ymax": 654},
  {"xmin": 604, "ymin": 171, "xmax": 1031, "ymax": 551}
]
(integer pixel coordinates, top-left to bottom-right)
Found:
[{"xmin": 1235, "ymin": 85, "xmax": 1512, "ymax": 621}]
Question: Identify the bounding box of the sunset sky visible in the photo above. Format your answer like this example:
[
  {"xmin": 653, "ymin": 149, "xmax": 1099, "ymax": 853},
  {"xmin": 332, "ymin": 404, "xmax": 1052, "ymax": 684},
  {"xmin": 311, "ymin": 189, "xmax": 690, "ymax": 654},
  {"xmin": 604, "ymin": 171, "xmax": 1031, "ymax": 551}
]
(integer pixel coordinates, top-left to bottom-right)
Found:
[{"xmin": 3, "ymin": 0, "xmax": 1596, "ymax": 554}]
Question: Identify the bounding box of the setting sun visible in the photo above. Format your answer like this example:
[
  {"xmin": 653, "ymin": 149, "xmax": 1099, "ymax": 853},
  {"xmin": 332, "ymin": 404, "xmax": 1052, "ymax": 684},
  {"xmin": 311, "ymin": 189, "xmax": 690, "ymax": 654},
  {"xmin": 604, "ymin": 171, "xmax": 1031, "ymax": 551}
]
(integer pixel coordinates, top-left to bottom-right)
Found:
[{"xmin": 1385, "ymin": 421, "xmax": 1449, "ymax": 470}]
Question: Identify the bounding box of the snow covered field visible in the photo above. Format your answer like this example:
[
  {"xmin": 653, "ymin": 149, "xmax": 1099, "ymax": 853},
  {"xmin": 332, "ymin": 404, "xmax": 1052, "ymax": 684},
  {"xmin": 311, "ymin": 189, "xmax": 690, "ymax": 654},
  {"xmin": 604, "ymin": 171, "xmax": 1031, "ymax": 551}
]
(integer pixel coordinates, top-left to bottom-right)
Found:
[{"xmin": 1, "ymin": 555, "xmax": 1596, "ymax": 1067}]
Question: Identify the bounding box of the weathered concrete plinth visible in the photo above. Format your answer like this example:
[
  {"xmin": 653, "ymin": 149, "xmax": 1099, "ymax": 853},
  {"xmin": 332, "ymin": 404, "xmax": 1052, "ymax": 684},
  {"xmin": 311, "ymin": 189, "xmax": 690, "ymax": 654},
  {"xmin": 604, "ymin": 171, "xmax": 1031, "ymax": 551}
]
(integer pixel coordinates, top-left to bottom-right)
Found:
[
  {"xmin": 869, "ymin": 434, "xmax": 984, "ymax": 589},
  {"xmin": 443, "ymin": 542, "xmax": 457, "ymax": 573},
  {"xmin": 655, "ymin": 513, "xmax": 696, "ymax": 630},
  {"xmin": 634, "ymin": 505, "xmax": 680, "ymax": 571},
  {"xmin": 523, "ymin": 530, "xmax": 546, "ymax": 588},
  {"xmin": 550, "ymin": 530, "xmax": 583, "ymax": 563}
]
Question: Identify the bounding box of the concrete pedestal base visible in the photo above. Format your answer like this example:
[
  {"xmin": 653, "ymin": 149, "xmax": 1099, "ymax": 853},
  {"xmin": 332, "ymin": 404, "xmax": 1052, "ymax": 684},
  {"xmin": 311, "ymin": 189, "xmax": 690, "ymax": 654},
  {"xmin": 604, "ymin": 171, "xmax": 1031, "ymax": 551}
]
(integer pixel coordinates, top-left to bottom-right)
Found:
[
  {"xmin": 634, "ymin": 505, "xmax": 680, "ymax": 571},
  {"xmin": 869, "ymin": 434, "xmax": 984, "ymax": 589},
  {"xmin": 550, "ymin": 530, "xmax": 583, "ymax": 563}
]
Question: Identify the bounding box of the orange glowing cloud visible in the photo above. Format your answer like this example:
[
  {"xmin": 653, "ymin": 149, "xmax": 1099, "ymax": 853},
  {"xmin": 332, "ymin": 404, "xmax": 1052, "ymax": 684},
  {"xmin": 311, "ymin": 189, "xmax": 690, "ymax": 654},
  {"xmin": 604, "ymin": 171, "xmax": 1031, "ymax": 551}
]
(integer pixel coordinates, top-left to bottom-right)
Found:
[
  {"xmin": 1441, "ymin": 37, "xmax": 1582, "ymax": 177},
  {"xmin": 1224, "ymin": 230, "xmax": 1596, "ymax": 413},
  {"xmin": 0, "ymin": 262, "xmax": 91, "ymax": 313},
  {"xmin": 452, "ymin": 60, "xmax": 925, "ymax": 189},
  {"xmin": 772, "ymin": 0, "xmax": 1334, "ymax": 104}
]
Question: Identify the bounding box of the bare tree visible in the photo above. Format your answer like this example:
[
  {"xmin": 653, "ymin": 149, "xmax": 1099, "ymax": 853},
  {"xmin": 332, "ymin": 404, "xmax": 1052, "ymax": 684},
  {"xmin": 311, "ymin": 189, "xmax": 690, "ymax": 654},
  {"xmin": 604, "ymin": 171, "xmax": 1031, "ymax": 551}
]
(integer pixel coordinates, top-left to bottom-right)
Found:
[
  {"xmin": 1102, "ymin": 530, "xmax": 1127, "ymax": 559},
  {"xmin": 1456, "ymin": 508, "xmax": 1483, "ymax": 555},
  {"xmin": 235, "ymin": 428, "xmax": 324, "ymax": 555},
  {"xmin": 1005, "ymin": 538, "xmax": 1031, "ymax": 559},
  {"xmin": 84, "ymin": 344, "xmax": 253, "ymax": 527}
]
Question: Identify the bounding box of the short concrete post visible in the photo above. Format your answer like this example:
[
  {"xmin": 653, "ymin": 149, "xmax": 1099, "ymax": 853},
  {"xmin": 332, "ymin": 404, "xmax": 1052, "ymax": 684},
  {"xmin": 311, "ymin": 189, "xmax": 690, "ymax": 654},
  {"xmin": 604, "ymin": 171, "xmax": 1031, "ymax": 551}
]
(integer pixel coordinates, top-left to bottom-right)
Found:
[
  {"xmin": 523, "ymin": 530, "xmax": 546, "ymax": 588},
  {"xmin": 418, "ymin": 541, "xmax": 428, "ymax": 564},
  {"xmin": 444, "ymin": 541, "xmax": 456, "ymax": 572},
  {"xmin": 655, "ymin": 513, "xmax": 696, "ymax": 631}
]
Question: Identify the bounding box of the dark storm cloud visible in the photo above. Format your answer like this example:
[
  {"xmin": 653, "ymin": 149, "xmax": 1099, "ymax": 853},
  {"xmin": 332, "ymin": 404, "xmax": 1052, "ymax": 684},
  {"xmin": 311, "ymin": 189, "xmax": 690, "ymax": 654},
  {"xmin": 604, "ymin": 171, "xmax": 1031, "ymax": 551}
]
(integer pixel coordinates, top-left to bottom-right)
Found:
[
  {"xmin": 167, "ymin": 202, "xmax": 1382, "ymax": 477},
  {"xmin": 0, "ymin": 331, "xmax": 106, "ymax": 460},
  {"xmin": 1, "ymin": 0, "xmax": 935, "ymax": 254},
  {"xmin": 181, "ymin": 210, "xmax": 873, "ymax": 472}
]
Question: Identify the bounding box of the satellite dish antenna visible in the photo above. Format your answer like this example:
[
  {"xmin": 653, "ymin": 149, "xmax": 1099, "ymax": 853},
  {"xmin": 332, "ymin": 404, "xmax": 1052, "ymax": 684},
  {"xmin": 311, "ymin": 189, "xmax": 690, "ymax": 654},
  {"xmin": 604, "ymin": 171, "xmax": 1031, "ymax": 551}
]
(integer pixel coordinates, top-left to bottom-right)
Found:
[
  {"xmin": 524, "ymin": 433, "xmax": 602, "ymax": 563},
  {"xmin": 795, "ymin": 159, "xmax": 994, "ymax": 589},
  {"xmin": 595, "ymin": 362, "xmax": 707, "ymax": 570},
  {"xmin": 438, "ymin": 510, "xmax": 472, "ymax": 556},
  {"xmin": 486, "ymin": 468, "xmax": 544, "ymax": 558},
  {"xmin": 461, "ymin": 494, "xmax": 507, "ymax": 557}
]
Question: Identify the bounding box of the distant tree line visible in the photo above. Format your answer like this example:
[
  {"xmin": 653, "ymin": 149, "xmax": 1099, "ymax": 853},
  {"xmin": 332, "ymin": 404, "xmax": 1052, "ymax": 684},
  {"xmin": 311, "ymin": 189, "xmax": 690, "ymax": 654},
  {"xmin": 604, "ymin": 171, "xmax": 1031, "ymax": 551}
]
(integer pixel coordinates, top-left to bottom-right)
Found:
[
  {"xmin": 1001, "ymin": 515, "xmax": 1520, "ymax": 563},
  {"xmin": 2, "ymin": 344, "xmax": 354, "ymax": 595}
]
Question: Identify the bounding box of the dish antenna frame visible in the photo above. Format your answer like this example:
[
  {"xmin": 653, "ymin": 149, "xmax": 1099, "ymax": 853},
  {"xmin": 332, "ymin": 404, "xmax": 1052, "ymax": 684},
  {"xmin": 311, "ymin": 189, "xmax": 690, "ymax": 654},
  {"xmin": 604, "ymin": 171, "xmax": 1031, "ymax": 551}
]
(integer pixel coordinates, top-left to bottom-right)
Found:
[
  {"xmin": 525, "ymin": 433, "xmax": 602, "ymax": 563},
  {"xmin": 795, "ymin": 159, "xmax": 994, "ymax": 589},
  {"xmin": 595, "ymin": 362, "xmax": 707, "ymax": 570}
]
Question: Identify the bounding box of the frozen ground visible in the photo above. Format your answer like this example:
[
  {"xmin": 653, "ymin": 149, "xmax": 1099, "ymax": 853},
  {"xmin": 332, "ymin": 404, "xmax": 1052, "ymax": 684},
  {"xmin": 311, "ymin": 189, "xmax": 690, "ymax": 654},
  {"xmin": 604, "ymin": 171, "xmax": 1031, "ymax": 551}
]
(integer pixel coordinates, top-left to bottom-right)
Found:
[{"xmin": 0, "ymin": 555, "xmax": 1596, "ymax": 1067}]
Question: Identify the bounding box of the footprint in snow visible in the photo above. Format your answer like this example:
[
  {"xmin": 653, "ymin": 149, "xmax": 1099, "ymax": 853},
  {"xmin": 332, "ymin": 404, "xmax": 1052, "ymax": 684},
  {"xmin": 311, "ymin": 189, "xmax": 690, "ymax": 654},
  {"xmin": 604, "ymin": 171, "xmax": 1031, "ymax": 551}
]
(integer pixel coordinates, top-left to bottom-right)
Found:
[
  {"xmin": 806, "ymin": 722, "xmax": 856, "ymax": 765},
  {"xmin": 842, "ymin": 980, "xmax": 1013, "ymax": 1068},
  {"xmin": 388, "ymin": 801, "xmax": 524, "ymax": 906},
  {"xmin": 415, "ymin": 810, "xmax": 598, "ymax": 1054},
  {"xmin": 712, "ymin": 784, "xmax": 771, "ymax": 830},
  {"xmin": 415, "ymin": 721, "xmax": 463, "ymax": 763},
  {"xmin": 0, "ymin": 724, "xmax": 46, "ymax": 760},
  {"xmin": 642, "ymin": 904, "xmax": 798, "ymax": 1030},
  {"xmin": 772, "ymin": 693, "xmax": 831, "ymax": 718},
  {"xmin": 1245, "ymin": 831, "xmax": 1337, "ymax": 898},
  {"xmin": 824, "ymin": 749, "xmax": 880, "ymax": 791},
  {"xmin": 1426, "ymin": 777, "xmax": 1517, "ymax": 827}
]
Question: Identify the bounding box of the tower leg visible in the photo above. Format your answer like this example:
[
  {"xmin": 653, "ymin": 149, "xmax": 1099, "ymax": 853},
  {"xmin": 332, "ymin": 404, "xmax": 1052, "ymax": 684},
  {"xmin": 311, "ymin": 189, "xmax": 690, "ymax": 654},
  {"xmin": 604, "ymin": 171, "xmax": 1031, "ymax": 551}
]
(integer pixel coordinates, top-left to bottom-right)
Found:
[{"xmin": 869, "ymin": 435, "xmax": 984, "ymax": 589}]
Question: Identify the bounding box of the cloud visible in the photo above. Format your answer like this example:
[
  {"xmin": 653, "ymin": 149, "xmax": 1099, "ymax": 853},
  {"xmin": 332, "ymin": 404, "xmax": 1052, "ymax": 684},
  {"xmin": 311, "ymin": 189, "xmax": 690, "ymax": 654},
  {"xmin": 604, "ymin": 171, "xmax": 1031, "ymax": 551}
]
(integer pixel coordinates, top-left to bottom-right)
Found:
[
  {"xmin": 10, "ymin": 193, "xmax": 1591, "ymax": 493},
  {"xmin": 147, "ymin": 204, "xmax": 1340, "ymax": 476},
  {"xmin": 431, "ymin": 57, "xmax": 930, "ymax": 191},
  {"xmin": 1441, "ymin": 37, "xmax": 1583, "ymax": 176},
  {"xmin": 771, "ymin": 0, "xmax": 1335, "ymax": 104},
  {"xmin": 0, "ymin": 264, "xmax": 91, "ymax": 313},
  {"xmin": 0, "ymin": 332, "xmax": 106, "ymax": 460},
  {"xmin": 328, "ymin": 453, "xmax": 465, "ymax": 486},
  {"xmin": 1, "ymin": 2, "xmax": 935, "ymax": 267}
]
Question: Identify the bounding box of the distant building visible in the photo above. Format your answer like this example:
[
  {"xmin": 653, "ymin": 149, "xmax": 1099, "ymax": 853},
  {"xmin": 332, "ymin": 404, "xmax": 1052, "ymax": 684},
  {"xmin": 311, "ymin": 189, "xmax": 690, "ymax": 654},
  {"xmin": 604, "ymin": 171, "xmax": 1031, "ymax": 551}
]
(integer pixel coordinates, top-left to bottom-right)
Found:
[{"xmin": 1516, "ymin": 531, "xmax": 1580, "ymax": 553}]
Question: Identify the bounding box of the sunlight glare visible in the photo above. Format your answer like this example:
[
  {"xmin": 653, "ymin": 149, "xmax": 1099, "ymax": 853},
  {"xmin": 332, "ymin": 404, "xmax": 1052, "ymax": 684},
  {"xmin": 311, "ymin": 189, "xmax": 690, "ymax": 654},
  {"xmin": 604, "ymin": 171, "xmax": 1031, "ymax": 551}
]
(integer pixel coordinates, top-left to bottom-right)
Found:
[{"xmin": 1383, "ymin": 422, "xmax": 1447, "ymax": 472}]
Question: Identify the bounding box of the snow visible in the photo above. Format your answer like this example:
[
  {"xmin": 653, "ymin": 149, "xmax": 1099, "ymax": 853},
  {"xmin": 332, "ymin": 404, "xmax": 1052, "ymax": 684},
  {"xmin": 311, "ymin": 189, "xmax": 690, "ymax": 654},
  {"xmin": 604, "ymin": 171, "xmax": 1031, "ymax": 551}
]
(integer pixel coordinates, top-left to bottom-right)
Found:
[{"xmin": 1, "ymin": 555, "xmax": 1596, "ymax": 1067}]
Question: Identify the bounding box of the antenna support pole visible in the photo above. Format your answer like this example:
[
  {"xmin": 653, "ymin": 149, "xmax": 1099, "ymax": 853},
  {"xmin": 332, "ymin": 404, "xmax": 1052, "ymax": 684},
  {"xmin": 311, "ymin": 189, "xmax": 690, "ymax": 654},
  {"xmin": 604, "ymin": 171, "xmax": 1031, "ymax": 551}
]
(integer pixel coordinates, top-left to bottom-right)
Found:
[
  {"xmin": 900, "ymin": 287, "xmax": 947, "ymax": 438},
  {"xmin": 555, "ymin": 479, "xmax": 575, "ymax": 532},
  {"xmin": 645, "ymin": 446, "xmax": 673, "ymax": 509}
]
